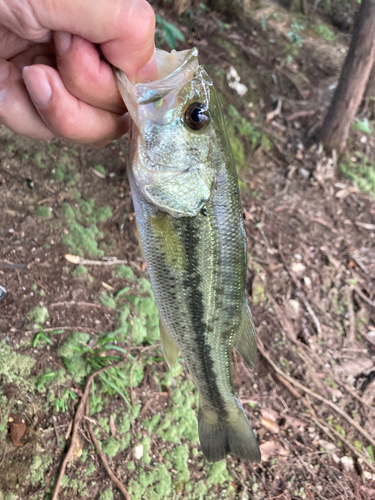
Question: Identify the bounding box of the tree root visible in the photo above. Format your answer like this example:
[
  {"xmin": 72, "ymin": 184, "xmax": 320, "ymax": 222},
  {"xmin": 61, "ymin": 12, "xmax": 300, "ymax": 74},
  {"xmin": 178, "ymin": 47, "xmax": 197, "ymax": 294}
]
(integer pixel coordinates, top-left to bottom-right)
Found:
[{"xmin": 52, "ymin": 360, "xmax": 127, "ymax": 500}]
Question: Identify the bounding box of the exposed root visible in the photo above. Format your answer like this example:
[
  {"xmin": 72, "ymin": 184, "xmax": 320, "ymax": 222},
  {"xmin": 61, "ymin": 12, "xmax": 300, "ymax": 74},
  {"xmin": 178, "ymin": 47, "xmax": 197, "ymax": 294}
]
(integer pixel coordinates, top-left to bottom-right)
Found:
[{"xmin": 51, "ymin": 361, "xmax": 126, "ymax": 500}]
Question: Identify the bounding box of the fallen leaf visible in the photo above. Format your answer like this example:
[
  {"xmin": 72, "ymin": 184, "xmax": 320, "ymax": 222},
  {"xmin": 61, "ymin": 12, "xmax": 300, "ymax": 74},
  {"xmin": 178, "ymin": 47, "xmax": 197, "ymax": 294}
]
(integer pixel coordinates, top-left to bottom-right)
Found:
[
  {"xmin": 64, "ymin": 254, "xmax": 81, "ymax": 264},
  {"xmin": 71, "ymin": 436, "xmax": 83, "ymax": 461},
  {"xmin": 362, "ymin": 379, "xmax": 375, "ymax": 405},
  {"xmin": 9, "ymin": 414, "xmax": 27, "ymax": 447},
  {"xmin": 334, "ymin": 357, "xmax": 374, "ymax": 377},
  {"xmin": 260, "ymin": 439, "xmax": 289, "ymax": 461},
  {"xmin": 110, "ymin": 415, "xmax": 117, "ymax": 438}
]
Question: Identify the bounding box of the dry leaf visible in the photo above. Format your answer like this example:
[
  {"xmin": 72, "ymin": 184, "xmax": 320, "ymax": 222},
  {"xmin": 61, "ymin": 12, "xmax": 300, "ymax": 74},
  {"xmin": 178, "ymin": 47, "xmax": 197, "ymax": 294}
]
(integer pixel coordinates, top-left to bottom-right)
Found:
[
  {"xmin": 9, "ymin": 414, "xmax": 27, "ymax": 447},
  {"xmin": 362, "ymin": 379, "xmax": 375, "ymax": 405},
  {"xmin": 64, "ymin": 254, "xmax": 81, "ymax": 264},
  {"xmin": 260, "ymin": 409, "xmax": 280, "ymax": 434},
  {"xmin": 334, "ymin": 357, "xmax": 374, "ymax": 377},
  {"xmin": 110, "ymin": 415, "xmax": 117, "ymax": 437},
  {"xmin": 71, "ymin": 436, "xmax": 83, "ymax": 460},
  {"xmin": 260, "ymin": 439, "xmax": 289, "ymax": 461}
]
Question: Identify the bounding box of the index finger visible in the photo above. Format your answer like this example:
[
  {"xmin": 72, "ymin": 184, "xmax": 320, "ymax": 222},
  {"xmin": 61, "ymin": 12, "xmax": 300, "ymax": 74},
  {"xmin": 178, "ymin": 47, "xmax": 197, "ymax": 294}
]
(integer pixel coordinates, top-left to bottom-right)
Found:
[{"xmin": 7, "ymin": 0, "xmax": 157, "ymax": 81}]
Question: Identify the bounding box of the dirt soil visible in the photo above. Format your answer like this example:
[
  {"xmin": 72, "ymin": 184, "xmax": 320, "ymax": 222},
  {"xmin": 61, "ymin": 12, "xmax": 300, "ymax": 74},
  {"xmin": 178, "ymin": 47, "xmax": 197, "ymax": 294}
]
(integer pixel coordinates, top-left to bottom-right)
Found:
[{"xmin": 1, "ymin": 2, "xmax": 375, "ymax": 500}]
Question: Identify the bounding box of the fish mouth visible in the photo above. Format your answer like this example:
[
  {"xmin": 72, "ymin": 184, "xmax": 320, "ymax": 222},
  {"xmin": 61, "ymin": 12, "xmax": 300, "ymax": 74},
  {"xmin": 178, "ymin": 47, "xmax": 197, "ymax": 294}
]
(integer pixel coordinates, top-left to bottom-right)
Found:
[{"xmin": 115, "ymin": 48, "xmax": 199, "ymax": 119}]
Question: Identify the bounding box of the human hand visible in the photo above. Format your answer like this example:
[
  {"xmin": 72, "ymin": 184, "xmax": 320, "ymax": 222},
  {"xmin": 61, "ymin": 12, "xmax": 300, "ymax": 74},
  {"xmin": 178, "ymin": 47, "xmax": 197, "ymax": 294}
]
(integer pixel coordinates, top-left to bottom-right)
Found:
[{"xmin": 0, "ymin": 0, "xmax": 157, "ymax": 146}]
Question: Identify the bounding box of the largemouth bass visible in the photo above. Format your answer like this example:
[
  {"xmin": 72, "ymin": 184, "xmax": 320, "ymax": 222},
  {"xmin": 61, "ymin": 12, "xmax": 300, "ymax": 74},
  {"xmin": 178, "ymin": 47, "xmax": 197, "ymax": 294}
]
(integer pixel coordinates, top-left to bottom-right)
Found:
[{"xmin": 115, "ymin": 48, "xmax": 260, "ymax": 463}]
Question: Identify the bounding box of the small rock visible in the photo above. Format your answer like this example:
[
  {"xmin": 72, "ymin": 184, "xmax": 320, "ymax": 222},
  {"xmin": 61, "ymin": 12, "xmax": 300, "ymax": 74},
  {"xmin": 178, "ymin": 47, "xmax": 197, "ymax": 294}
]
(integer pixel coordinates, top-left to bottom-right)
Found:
[
  {"xmin": 318, "ymin": 439, "xmax": 336, "ymax": 451},
  {"xmin": 294, "ymin": 254, "xmax": 302, "ymax": 260},
  {"xmin": 299, "ymin": 168, "xmax": 310, "ymax": 178},
  {"xmin": 134, "ymin": 444, "xmax": 144, "ymax": 460},
  {"xmin": 304, "ymin": 276, "xmax": 312, "ymax": 289},
  {"xmin": 0, "ymin": 286, "xmax": 6, "ymax": 302},
  {"xmin": 291, "ymin": 262, "xmax": 306, "ymax": 274},
  {"xmin": 341, "ymin": 456, "xmax": 354, "ymax": 471},
  {"xmin": 287, "ymin": 299, "xmax": 300, "ymax": 319}
]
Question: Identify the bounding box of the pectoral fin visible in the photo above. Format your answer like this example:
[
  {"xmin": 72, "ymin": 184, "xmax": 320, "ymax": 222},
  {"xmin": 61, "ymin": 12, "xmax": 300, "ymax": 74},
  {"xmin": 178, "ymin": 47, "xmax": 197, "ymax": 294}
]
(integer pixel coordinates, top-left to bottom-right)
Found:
[
  {"xmin": 233, "ymin": 302, "xmax": 257, "ymax": 367},
  {"xmin": 159, "ymin": 317, "xmax": 180, "ymax": 368}
]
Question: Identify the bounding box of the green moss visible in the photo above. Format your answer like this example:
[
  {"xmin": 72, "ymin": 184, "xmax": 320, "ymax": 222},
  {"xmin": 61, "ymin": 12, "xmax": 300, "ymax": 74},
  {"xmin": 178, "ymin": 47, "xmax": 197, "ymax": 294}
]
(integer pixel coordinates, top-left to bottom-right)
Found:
[
  {"xmin": 99, "ymin": 489, "xmax": 113, "ymax": 500},
  {"xmin": 314, "ymin": 24, "xmax": 336, "ymax": 41},
  {"xmin": 72, "ymin": 265, "xmax": 88, "ymax": 276},
  {"xmin": 0, "ymin": 341, "xmax": 36, "ymax": 387},
  {"xmin": 127, "ymin": 461, "xmax": 136, "ymax": 471},
  {"xmin": 28, "ymin": 306, "xmax": 49, "ymax": 324},
  {"xmin": 340, "ymin": 153, "xmax": 375, "ymax": 198},
  {"xmin": 113, "ymin": 265, "xmax": 136, "ymax": 281},
  {"xmin": 32, "ymin": 151, "xmax": 48, "ymax": 169},
  {"xmin": 35, "ymin": 206, "xmax": 51, "ymax": 218},
  {"xmin": 29, "ymin": 455, "xmax": 53, "ymax": 486},
  {"xmin": 100, "ymin": 292, "xmax": 116, "ymax": 310},
  {"xmin": 207, "ymin": 461, "xmax": 231, "ymax": 485},
  {"xmin": 61, "ymin": 221, "xmax": 104, "ymax": 258},
  {"xmin": 86, "ymin": 463, "xmax": 96, "ymax": 475},
  {"xmin": 128, "ymin": 464, "xmax": 172, "ymax": 499},
  {"xmin": 58, "ymin": 331, "xmax": 91, "ymax": 383},
  {"xmin": 102, "ymin": 437, "xmax": 121, "ymax": 458}
]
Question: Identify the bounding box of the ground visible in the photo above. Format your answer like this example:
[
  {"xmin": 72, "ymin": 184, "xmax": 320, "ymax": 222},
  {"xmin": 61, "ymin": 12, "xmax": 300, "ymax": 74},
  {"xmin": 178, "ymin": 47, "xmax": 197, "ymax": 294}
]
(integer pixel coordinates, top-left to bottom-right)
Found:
[{"xmin": 1, "ymin": 2, "xmax": 375, "ymax": 500}]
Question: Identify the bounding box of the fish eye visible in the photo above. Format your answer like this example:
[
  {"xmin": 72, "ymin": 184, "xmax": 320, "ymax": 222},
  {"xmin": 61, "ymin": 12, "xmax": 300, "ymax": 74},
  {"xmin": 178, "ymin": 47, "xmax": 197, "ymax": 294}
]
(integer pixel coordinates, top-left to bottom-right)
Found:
[{"xmin": 184, "ymin": 102, "xmax": 210, "ymax": 131}]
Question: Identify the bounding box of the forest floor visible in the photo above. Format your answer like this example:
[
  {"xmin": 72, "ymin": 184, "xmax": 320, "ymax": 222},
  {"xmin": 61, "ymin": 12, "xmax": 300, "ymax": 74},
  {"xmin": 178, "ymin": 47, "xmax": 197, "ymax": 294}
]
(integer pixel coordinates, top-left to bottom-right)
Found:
[{"xmin": 1, "ymin": 2, "xmax": 375, "ymax": 500}]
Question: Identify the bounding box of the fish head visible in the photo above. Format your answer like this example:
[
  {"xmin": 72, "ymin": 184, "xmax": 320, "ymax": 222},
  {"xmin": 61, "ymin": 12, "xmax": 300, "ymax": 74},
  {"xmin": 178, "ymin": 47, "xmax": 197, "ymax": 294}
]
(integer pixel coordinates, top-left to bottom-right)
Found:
[{"xmin": 116, "ymin": 48, "xmax": 225, "ymax": 217}]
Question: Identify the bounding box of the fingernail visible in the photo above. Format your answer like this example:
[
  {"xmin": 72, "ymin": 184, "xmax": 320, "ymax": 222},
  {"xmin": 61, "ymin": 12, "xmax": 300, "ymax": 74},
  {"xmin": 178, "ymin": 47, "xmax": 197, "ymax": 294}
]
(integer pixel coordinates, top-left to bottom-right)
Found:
[
  {"xmin": 23, "ymin": 66, "xmax": 52, "ymax": 108},
  {"xmin": 136, "ymin": 52, "xmax": 158, "ymax": 83},
  {"xmin": 54, "ymin": 31, "xmax": 72, "ymax": 56},
  {"xmin": 0, "ymin": 60, "xmax": 11, "ymax": 83}
]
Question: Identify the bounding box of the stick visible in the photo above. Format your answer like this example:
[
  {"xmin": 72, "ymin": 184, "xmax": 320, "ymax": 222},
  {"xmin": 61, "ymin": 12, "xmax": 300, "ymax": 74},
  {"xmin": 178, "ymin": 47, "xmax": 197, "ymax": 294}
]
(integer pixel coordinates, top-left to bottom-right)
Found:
[
  {"xmin": 345, "ymin": 287, "xmax": 356, "ymax": 344},
  {"xmin": 311, "ymin": 415, "xmax": 375, "ymax": 475},
  {"xmin": 85, "ymin": 399, "xmax": 131, "ymax": 499},
  {"xmin": 297, "ymin": 292, "xmax": 322, "ymax": 336},
  {"xmin": 51, "ymin": 361, "xmax": 125, "ymax": 500},
  {"xmin": 258, "ymin": 338, "xmax": 375, "ymax": 449},
  {"xmin": 65, "ymin": 255, "xmax": 128, "ymax": 266}
]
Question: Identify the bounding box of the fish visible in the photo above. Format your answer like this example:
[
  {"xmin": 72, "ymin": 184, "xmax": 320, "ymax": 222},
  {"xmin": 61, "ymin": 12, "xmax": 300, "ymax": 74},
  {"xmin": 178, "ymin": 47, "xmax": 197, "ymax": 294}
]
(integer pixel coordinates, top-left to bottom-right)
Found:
[{"xmin": 115, "ymin": 47, "xmax": 261, "ymax": 463}]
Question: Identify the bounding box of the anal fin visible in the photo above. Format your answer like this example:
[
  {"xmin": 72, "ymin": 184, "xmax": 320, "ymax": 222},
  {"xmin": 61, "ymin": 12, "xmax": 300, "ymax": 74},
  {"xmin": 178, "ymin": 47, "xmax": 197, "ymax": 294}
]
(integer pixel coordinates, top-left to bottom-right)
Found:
[
  {"xmin": 233, "ymin": 301, "xmax": 257, "ymax": 367},
  {"xmin": 159, "ymin": 317, "xmax": 180, "ymax": 368}
]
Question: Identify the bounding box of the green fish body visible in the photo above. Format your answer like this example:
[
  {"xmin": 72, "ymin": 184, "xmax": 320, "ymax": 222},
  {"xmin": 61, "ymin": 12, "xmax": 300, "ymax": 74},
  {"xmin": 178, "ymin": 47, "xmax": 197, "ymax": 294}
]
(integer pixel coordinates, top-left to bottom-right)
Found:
[{"xmin": 116, "ymin": 48, "xmax": 260, "ymax": 463}]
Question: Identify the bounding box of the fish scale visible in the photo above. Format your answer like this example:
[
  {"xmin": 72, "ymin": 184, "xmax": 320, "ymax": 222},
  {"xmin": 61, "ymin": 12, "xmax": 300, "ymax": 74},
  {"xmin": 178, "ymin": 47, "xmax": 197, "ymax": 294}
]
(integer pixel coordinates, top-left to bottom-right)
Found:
[{"xmin": 116, "ymin": 47, "xmax": 260, "ymax": 462}]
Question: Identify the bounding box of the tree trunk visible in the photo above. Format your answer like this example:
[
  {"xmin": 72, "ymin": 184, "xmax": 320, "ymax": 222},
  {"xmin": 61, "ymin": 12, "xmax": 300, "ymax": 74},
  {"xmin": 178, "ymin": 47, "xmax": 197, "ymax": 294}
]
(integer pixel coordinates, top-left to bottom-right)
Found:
[
  {"xmin": 364, "ymin": 62, "xmax": 375, "ymax": 117},
  {"xmin": 318, "ymin": 0, "xmax": 375, "ymax": 153}
]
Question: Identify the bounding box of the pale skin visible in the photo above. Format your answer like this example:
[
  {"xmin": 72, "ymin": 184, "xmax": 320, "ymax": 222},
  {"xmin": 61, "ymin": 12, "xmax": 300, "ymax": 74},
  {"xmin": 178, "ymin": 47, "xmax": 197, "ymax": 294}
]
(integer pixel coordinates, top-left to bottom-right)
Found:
[{"xmin": 0, "ymin": 0, "xmax": 158, "ymax": 146}]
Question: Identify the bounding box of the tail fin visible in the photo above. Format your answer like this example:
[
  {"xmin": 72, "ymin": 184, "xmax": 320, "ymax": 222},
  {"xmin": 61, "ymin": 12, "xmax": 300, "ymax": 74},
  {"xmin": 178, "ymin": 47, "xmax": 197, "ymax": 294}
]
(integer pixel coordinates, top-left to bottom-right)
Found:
[{"xmin": 198, "ymin": 406, "xmax": 261, "ymax": 463}]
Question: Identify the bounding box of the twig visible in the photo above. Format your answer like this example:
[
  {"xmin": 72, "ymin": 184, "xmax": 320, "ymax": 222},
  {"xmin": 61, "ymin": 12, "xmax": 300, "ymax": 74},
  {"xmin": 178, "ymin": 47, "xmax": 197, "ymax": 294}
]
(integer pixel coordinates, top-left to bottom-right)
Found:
[
  {"xmin": 21, "ymin": 326, "xmax": 92, "ymax": 335},
  {"xmin": 52, "ymin": 360, "xmax": 125, "ymax": 500},
  {"xmin": 297, "ymin": 292, "xmax": 323, "ymax": 336},
  {"xmin": 275, "ymin": 373, "xmax": 302, "ymax": 399},
  {"xmin": 0, "ymin": 261, "xmax": 28, "ymax": 270},
  {"xmin": 85, "ymin": 399, "xmax": 131, "ymax": 499},
  {"xmin": 354, "ymin": 287, "xmax": 375, "ymax": 309},
  {"xmin": 50, "ymin": 301, "xmax": 110, "ymax": 309},
  {"xmin": 65, "ymin": 254, "xmax": 128, "ymax": 266},
  {"xmin": 344, "ymin": 287, "xmax": 356, "ymax": 344},
  {"xmin": 52, "ymin": 417, "xmax": 60, "ymax": 445},
  {"xmin": 258, "ymin": 338, "xmax": 375, "ymax": 449},
  {"xmin": 286, "ymin": 110, "xmax": 315, "ymax": 121},
  {"xmin": 311, "ymin": 414, "xmax": 375, "ymax": 475}
]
